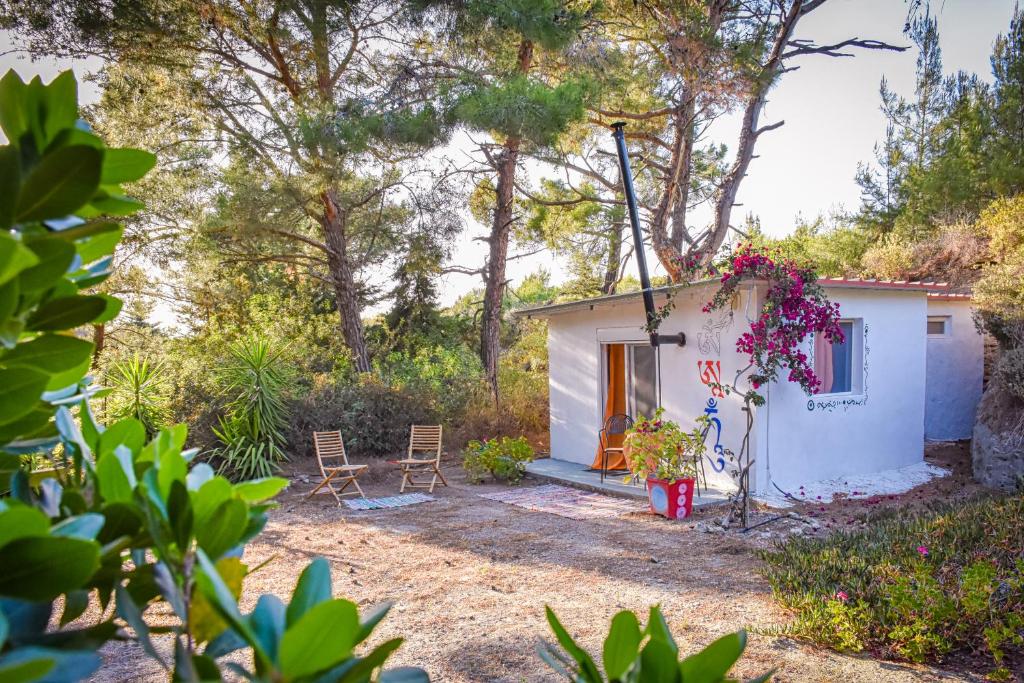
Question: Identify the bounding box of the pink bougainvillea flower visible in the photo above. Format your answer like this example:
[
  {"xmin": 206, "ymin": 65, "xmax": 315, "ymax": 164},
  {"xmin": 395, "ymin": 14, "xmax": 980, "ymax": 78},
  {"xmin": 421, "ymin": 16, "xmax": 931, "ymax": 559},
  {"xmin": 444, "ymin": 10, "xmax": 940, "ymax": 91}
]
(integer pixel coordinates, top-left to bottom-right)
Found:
[
  {"xmin": 917, "ymin": 545, "xmax": 929, "ymax": 557},
  {"xmin": 835, "ymin": 591, "xmax": 848, "ymax": 602}
]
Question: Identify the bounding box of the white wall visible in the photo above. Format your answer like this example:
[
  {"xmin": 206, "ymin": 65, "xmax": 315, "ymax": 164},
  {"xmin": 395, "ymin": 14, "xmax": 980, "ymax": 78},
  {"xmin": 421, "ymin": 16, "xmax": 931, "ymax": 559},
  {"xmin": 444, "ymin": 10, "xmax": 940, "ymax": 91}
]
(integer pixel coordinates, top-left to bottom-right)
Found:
[
  {"xmin": 924, "ymin": 299, "xmax": 984, "ymax": 441},
  {"xmin": 754, "ymin": 289, "xmax": 927, "ymax": 493},
  {"xmin": 546, "ymin": 285, "xmax": 754, "ymax": 491}
]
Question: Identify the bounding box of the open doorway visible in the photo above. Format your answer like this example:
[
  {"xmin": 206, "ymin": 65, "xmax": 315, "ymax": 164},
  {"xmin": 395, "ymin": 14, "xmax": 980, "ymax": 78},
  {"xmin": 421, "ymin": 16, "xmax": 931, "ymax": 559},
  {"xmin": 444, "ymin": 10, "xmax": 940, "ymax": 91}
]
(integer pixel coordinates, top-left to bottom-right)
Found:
[{"xmin": 592, "ymin": 343, "xmax": 659, "ymax": 470}]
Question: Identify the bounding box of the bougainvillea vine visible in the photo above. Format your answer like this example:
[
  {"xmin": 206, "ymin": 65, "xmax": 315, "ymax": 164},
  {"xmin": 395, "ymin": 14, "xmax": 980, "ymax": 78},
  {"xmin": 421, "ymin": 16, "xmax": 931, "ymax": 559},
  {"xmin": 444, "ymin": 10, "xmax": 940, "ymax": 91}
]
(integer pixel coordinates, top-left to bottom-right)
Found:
[{"xmin": 701, "ymin": 243, "xmax": 845, "ymax": 400}]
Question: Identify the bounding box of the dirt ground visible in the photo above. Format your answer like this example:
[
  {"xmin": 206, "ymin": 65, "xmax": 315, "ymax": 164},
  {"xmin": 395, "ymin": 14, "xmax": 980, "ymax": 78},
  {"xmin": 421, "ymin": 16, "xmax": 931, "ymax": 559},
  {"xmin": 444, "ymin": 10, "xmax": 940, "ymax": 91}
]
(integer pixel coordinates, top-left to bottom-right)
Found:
[{"xmin": 94, "ymin": 443, "xmax": 993, "ymax": 682}]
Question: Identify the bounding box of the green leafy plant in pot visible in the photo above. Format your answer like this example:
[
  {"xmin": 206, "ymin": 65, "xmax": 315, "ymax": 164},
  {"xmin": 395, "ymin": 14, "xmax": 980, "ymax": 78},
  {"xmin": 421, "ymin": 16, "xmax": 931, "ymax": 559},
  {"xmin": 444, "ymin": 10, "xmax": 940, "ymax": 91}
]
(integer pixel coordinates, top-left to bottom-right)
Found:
[{"xmin": 624, "ymin": 409, "xmax": 707, "ymax": 519}]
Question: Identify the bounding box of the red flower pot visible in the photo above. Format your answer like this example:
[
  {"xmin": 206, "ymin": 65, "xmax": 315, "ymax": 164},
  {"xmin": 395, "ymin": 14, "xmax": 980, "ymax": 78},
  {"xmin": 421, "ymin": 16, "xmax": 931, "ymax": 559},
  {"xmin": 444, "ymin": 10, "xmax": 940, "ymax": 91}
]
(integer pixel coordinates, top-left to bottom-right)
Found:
[{"xmin": 646, "ymin": 477, "xmax": 696, "ymax": 519}]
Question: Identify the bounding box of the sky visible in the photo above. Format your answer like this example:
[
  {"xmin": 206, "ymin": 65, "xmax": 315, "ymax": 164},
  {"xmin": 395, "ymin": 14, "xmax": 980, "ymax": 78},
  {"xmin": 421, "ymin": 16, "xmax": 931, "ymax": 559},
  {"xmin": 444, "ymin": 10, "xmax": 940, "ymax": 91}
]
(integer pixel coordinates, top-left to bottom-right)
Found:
[{"xmin": 0, "ymin": 0, "xmax": 1019, "ymax": 314}]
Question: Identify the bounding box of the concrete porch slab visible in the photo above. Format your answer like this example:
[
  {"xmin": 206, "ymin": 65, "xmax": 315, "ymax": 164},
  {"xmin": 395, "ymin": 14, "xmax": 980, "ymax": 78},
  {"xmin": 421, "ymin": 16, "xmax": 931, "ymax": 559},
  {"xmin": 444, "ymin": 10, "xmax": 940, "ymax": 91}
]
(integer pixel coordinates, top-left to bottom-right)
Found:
[{"xmin": 524, "ymin": 458, "xmax": 732, "ymax": 507}]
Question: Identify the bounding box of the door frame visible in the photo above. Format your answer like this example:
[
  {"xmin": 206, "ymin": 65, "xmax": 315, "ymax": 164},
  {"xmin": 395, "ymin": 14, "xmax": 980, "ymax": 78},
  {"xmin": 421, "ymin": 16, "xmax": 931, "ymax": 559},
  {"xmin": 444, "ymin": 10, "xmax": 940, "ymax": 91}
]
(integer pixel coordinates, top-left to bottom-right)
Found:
[{"xmin": 596, "ymin": 330, "xmax": 660, "ymax": 431}]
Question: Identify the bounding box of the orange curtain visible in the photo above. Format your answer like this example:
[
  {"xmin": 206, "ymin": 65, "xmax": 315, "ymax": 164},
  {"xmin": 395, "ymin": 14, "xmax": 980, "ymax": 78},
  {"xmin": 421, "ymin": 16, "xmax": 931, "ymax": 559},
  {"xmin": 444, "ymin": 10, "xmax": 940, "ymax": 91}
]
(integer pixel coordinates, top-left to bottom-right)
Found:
[
  {"xmin": 813, "ymin": 332, "xmax": 834, "ymax": 394},
  {"xmin": 592, "ymin": 344, "xmax": 629, "ymax": 470}
]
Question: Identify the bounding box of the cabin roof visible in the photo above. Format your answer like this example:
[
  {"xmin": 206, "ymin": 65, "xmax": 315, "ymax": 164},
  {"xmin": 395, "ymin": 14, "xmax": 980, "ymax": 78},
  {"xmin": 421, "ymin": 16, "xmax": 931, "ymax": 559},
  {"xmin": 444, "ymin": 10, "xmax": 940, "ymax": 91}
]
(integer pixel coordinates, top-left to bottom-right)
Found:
[{"xmin": 512, "ymin": 278, "xmax": 959, "ymax": 319}]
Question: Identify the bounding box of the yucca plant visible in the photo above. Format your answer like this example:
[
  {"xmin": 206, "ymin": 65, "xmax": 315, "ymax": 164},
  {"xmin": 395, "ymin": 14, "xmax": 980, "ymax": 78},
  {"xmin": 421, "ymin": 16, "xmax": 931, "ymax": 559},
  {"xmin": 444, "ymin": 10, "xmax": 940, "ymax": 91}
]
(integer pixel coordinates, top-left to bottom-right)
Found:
[
  {"xmin": 106, "ymin": 355, "xmax": 171, "ymax": 437},
  {"xmin": 210, "ymin": 337, "xmax": 291, "ymax": 480}
]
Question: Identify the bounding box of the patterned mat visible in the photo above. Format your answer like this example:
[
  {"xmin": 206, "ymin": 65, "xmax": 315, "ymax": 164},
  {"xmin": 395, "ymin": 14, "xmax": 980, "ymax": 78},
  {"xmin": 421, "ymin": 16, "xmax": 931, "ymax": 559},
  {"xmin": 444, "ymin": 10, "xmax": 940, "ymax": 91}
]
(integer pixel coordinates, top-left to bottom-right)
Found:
[
  {"xmin": 343, "ymin": 493, "xmax": 435, "ymax": 511},
  {"xmin": 479, "ymin": 484, "xmax": 647, "ymax": 520}
]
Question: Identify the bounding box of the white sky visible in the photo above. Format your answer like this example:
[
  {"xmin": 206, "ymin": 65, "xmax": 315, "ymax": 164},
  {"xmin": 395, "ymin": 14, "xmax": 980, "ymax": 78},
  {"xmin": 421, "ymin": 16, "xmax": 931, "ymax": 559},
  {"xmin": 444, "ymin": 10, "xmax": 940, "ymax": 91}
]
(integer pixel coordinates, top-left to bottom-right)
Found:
[{"xmin": 1, "ymin": 0, "xmax": 1017, "ymax": 314}]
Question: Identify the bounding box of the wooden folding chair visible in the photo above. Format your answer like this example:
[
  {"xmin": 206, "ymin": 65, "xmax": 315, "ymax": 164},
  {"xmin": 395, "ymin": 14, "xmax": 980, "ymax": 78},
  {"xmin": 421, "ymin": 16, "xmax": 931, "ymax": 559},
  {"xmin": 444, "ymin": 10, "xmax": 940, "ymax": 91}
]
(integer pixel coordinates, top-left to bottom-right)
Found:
[
  {"xmin": 396, "ymin": 425, "xmax": 447, "ymax": 493},
  {"xmin": 307, "ymin": 431, "xmax": 367, "ymax": 504}
]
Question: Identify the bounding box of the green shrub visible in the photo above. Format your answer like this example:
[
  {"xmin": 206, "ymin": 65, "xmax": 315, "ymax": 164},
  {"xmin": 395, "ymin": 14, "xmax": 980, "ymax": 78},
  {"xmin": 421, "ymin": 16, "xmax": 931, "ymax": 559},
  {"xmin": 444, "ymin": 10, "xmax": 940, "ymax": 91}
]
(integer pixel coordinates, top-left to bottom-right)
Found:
[
  {"xmin": 759, "ymin": 495, "xmax": 1024, "ymax": 671},
  {"xmin": 374, "ymin": 344, "xmax": 481, "ymax": 420},
  {"xmin": 540, "ymin": 605, "xmax": 771, "ymax": 682},
  {"xmin": 208, "ymin": 337, "xmax": 291, "ymax": 480},
  {"xmin": 995, "ymin": 346, "xmax": 1024, "ymax": 401},
  {"xmin": 463, "ymin": 436, "xmax": 535, "ymax": 484},
  {"xmin": 287, "ymin": 374, "xmax": 435, "ymax": 458}
]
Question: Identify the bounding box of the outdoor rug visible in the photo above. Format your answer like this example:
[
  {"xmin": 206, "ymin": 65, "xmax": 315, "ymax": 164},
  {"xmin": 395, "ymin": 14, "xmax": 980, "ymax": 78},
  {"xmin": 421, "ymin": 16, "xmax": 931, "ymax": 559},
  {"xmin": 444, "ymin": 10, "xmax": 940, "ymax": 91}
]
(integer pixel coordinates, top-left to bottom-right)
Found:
[
  {"xmin": 479, "ymin": 484, "xmax": 647, "ymax": 520},
  {"xmin": 343, "ymin": 493, "xmax": 435, "ymax": 511}
]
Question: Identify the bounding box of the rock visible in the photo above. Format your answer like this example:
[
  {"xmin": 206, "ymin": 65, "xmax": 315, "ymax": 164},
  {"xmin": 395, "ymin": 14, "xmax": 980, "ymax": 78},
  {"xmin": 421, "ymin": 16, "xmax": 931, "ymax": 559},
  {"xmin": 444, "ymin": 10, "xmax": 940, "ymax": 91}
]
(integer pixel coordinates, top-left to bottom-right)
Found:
[{"xmin": 972, "ymin": 371, "xmax": 1024, "ymax": 491}]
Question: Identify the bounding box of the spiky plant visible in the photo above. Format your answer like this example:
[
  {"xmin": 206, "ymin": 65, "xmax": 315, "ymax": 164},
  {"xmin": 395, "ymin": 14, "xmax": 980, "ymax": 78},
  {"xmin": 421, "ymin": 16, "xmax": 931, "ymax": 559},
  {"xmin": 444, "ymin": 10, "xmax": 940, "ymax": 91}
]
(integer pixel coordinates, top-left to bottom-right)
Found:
[
  {"xmin": 210, "ymin": 337, "xmax": 291, "ymax": 480},
  {"xmin": 106, "ymin": 355, "xmax": 170, "ymax": 437}
]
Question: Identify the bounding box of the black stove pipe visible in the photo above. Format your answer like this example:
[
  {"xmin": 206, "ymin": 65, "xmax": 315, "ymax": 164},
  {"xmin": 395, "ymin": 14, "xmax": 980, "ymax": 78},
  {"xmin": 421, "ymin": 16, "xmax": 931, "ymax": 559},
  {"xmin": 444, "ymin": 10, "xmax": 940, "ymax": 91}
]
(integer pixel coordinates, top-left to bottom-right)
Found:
[{"xmin": 611, "ymin": 122, "xmax": 685, "ymax": 349}]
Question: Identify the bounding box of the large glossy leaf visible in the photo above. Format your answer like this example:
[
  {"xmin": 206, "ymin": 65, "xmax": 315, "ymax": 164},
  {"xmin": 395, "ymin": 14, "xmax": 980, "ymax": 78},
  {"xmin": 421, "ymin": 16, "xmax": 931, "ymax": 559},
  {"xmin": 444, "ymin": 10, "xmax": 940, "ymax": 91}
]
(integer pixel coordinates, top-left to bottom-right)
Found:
[
  {"xmin": 0, "ymin": 536, "xmax": 100, "ymax": 602},
  {"xmin": 90, "ymin": 294, "xmax": 122, "ymax": 324},
  {"xmin": 98, "ymin": 419, "xmax": 145, "ymax": 458},
  {"xmin": 15, "ymin": 145, "xmax": 102, "ymax": 222},
  {"xmin": 50, "ymin": 514, "xmax": 104, "ymax": 541},
  {"xmin": 645, "ymin": 606, "xmax": 678, "ymax": 654},
  {"xmin": 81, "ymin": 190, "xmax": 142, "ymax": 217},
  {"xmin": 194, "ymin": 498, "xmax": 247, "ymax": 559},
  {"xmin": 94, "ymin": 452, "xmax": 132, "ymax": 504},
  {"xmin": 100, "ymin": 149, "xmax": 156, "ymax": 184},
  {"xmin": 248, "ymin": 594, "xmax": 286, "ymax": 665},
  {"xmin": 639, "ymin": 639, "xmax": 681, "ymax": 683},
  {"xmin": 0, "ymin": 506, "xmax": 49, "ymax": 549},
  {"xmin": 73, "ymin": 226, "xmax": 122, "ymax": 265},
  {"xmin": 41, "ymin": 71, "xmax": 78, "ymax": 143},
  {"xmin": 191, "ymin": 477, "xmax": 233, "ymax": 527},
  {"xmin": 285, "ymin": 557, "xmax": 332, "ymax": 628},
  {"xmin": 0, "ymin": 72, "xmax": 30, "ymax": 145},
  {"xmin": 0, "ymin": 279, "xmax": 18, "ymax": 324},
  {"xmin": 0, "ymin": 368, "xmax": 49, "ymax": 426},
  {"xmin": 678, "ymin": 631, "xmax": 746, "ymax": 683},
  {"xmin": 191, "ymin": 557, "xmax": 246, "ymax": 645},
  {"xmin": 603, "ymin": 610, "xmax": 642, "ymax": 680},
  {"xmin": 278, "ymin": 600, "xmax": 360, "ymax": 679},
  {"xmin": 232, "ymin": 477, "xmax": 288, "ymax": 503},
  {"xmin": 0, "ymin": 146, "xmax": 19, "ymax": 230},
  {"xmin": 0, "ymin": 647, "xmax": 102, "ymax": 683},
  {"xmin": 194, "ymin": 550, "xmax": 264, "ymax": 665},
  {"xmin": 0, "ymin": 654, "xmax": 55, "ymax": 683},
  {"xmin": 19, "ymin": 238, "xmax": 75, "ymax": 292},
  {"xmin": 0, "ymin": 234, "xmax": 39, "ymax": 287},
  {"xmin": 26, "ymin": 295, "xmax": 107, "ymax": 331},
  {"xmin": 0, "ymin": 334, "xmax": 93, "ymax": 375}
]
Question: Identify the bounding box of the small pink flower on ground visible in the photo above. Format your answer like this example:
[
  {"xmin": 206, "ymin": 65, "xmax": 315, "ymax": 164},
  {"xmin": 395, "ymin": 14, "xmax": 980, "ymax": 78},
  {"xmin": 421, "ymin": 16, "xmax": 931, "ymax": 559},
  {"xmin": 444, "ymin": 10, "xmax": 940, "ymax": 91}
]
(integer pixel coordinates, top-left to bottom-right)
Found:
[
  {"xmin": 835, "ymin": 591, "xmax": 848, "ymax": 602},
  {"xmin": 917, "ymin": 545, "xmax": 929, "ymax": 557}
]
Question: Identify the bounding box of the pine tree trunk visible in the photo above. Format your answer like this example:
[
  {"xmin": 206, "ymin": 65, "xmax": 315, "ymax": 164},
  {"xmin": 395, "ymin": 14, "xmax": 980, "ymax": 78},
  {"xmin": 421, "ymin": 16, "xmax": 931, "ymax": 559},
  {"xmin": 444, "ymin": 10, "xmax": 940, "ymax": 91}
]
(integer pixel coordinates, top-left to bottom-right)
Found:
[
  {"xmin": 91, "ymin": 323, "xmax": 105, "ymax": 369},
  {"xmin": 602, "ymin": 220, "xmax": 623, "ymax": 295},
  {"xmin": 320, "ymin": 190, "xmax": 371, "ymax": 373},
  {"xmin": 480, "ymin": 39, "xmax": 533, "ymax": 404},
  {"xmin": 481, "ymin": 142, "xmax": 518, "ymax": 404}
]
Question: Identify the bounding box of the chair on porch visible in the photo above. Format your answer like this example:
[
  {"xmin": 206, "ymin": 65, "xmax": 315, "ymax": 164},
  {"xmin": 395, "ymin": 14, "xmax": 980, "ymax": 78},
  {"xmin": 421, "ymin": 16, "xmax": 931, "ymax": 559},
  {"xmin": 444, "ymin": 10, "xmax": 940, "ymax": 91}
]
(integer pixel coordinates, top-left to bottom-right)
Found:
[
  {"xmin": 597, "ymin": 413, "xmax": 634, "ymax": 483},
  {"xmin": 395, "ymin": 425, "xmax": 448, "ymax": 493},
  {"xmin": 307, "ymin": 430, "xmax": 367, "ymax": 504}
]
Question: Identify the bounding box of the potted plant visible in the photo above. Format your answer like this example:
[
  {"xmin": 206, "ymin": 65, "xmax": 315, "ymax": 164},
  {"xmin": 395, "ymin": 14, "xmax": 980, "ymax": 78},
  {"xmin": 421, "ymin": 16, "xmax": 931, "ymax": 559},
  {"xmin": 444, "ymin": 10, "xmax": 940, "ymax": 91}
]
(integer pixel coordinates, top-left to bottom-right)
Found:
[{"xmin": 624, "ymin": 409, "xmax": 707, "ymax": 519}]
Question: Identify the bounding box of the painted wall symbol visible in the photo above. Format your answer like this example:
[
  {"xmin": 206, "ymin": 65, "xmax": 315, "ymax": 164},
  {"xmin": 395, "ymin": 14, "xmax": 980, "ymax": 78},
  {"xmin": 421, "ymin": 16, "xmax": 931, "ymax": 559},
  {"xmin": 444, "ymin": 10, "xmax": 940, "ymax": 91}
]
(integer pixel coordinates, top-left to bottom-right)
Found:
[
  {"xmin": 698, "ymin": 360, "xmax": 725, "ymax": 398},
  {"xmin": 703, "ymin": 398, "xmax": 727, "ymax": 472},
  {"xmin": 697, "ymin": 311, "xmax": 733, "ymax": 355}
]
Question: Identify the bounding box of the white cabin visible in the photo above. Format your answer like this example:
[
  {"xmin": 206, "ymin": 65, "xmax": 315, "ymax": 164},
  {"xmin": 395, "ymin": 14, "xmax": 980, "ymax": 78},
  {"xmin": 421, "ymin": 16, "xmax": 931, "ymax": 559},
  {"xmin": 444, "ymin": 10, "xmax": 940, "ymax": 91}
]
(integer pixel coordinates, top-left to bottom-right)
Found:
[{"xmin": 515, "ymin": 279, "xmax": 983, "ymax": 499}]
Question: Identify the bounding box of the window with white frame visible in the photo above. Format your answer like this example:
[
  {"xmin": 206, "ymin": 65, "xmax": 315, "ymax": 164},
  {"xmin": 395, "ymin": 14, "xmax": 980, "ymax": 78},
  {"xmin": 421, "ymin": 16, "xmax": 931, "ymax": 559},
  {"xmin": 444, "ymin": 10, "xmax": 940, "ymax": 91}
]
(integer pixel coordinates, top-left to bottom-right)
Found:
[{"xmin": 927, "ymin": 315, "xmax": 951, "ymax": 337}]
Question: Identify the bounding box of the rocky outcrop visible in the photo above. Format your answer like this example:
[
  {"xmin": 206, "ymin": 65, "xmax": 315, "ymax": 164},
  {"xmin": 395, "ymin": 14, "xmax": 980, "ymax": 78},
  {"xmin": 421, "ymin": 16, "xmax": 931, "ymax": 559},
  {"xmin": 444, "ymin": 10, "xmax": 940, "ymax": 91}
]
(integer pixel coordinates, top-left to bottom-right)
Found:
[{"xmin": 972, "ymin": 371, "xmax": 1024, "ymax": 491}]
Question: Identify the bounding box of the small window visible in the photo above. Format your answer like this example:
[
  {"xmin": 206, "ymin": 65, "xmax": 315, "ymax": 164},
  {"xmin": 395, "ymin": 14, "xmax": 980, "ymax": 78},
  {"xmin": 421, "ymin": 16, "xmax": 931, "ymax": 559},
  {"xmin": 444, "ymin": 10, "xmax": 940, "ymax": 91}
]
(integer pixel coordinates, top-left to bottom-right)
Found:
[
  {"xmin": 928, "ymin": 316, "xmax": 950, "ymax": 336},
  {"xmin": 814, "ymin": 320, "xmax": 860, "ymax": 395}
]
